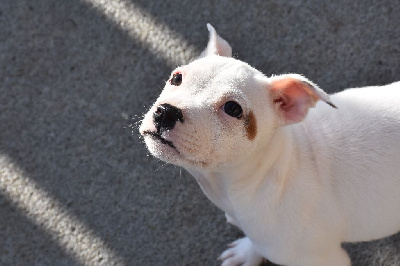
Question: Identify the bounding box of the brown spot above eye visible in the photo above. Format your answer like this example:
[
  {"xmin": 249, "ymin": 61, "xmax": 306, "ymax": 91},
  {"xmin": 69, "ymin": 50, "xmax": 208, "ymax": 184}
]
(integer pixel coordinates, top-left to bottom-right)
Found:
[{"xmin": 245, "ymin": 111, "xmax": 257, "ymax": 141}]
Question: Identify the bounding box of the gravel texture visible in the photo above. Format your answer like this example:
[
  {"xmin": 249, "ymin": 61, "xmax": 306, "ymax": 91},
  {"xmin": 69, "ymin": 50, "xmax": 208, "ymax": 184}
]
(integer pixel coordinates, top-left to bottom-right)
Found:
[{"xmin": 0, "ymin": 0, "xmax": 399, "ymax": 265}]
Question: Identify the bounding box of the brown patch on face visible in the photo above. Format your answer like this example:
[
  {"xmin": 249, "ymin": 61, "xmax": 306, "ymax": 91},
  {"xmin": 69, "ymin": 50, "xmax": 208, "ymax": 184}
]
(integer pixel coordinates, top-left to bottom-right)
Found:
[{"xmin": 245, "ymin": 111, "xmax": 257, "ymax": 141}]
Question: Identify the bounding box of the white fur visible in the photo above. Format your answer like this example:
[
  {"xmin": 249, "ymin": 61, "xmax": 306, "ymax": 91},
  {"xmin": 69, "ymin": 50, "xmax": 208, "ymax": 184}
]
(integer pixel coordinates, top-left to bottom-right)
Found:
[{"xmin": 139, "ymin": 24, "xmax": 400, "ymax": 266}]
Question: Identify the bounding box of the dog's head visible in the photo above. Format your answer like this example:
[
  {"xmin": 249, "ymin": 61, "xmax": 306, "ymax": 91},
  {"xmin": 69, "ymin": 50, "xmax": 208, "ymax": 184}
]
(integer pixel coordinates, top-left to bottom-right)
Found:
[{"xmin": 139, "ymin": 24, "xmax": 335, "ymax": 170}]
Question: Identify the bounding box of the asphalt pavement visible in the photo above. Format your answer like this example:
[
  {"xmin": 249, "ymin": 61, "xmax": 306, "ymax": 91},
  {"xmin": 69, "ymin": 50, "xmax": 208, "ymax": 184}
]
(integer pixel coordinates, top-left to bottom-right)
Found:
[{"xmin": 0, "ymin": 0, "xmax": 399, "ymax": 265}]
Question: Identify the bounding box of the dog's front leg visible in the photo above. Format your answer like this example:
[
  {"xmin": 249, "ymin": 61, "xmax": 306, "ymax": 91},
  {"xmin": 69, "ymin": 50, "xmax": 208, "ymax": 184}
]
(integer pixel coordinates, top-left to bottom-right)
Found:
[
  {"xmin": 222, "ymin": 214, "xmax": 263, "ymax": 265},
  {"xmin": 218, "ymin": 237, "xmax": 264, "ymax": 266}
]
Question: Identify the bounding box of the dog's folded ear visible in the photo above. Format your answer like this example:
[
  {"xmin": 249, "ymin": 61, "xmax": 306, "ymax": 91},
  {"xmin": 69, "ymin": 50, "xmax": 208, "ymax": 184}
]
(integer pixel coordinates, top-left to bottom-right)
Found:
[
  {"xmin": 269, "ymin": 74, "xmax": 337, "ymax": 125},
  {"xmin": 199, "ymin": 24, "xmax": 232, "ymax": 58}
]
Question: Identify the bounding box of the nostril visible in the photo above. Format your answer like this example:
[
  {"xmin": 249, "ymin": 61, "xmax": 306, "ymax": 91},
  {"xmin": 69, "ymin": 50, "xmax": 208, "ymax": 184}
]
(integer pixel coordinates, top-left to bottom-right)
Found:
[
  {"xmin": 154, "ymin": 106, "xmax": 163, "ymax": 118},
  {"xmin": 155, "ymin": 105, "xmax": 165, "ymax": 115}
]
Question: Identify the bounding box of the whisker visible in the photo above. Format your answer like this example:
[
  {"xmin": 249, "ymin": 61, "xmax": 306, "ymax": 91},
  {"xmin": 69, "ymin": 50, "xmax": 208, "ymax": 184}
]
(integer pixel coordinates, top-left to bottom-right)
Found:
[
  {"xmin": 155, "ymin": 162, "xmax": 167, "ymax": 173},
  {"xmin": 172, "ymin": 165, "xmax": 183, "ymax": 179}
]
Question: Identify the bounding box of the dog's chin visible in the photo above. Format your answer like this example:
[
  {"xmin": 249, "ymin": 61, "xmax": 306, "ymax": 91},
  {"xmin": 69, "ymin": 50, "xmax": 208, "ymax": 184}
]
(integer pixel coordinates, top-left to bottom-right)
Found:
[
  {"xmin": 142, "ymin": 131, "xmax": 179, "ymax": 161},
  {"xmin": 142, "ymin": 131, "xmax": 209, "ymax": 169}
]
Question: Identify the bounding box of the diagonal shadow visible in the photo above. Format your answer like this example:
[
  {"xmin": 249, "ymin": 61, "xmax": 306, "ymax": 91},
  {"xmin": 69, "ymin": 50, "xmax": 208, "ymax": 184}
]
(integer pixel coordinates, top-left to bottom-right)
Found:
[
  {"xmin": 1, "ymin": 0, "xmax": 241, "ymax": 265},
  {"xmin": 0, "ymin": 193, "xmax": 78, "ymax": 266},
  {"xmin": 1, "ymin": 0, "xmax": 399, "ymax": 265},
  {"xmin": 0, "ymin": 0, "xmax": 201, "ymax": 264},
  {"xmin": 132, "ymin": 0, "xmax": 400, "ymax": 92}
]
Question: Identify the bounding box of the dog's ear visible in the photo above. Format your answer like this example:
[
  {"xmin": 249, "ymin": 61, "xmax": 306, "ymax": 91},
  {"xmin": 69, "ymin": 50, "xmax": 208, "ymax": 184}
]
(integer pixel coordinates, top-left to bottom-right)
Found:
[
  {"xmin": 199, "ymin": 24, "xmax": 232, "ymax": 58},
  {"xmin": 269, "ymin": 74, "xmax": 337, "ymax": 125}
]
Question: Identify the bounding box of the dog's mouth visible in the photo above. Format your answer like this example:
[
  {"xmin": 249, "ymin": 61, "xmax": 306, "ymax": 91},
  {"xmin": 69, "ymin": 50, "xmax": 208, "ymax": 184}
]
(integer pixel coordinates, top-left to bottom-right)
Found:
[
  {"xmin": 142, "ymin": 130, "xmax": 210, "ymax": 168},
  {"xmin": 142, "ymin": 130, "xmax": 177, "ymax": 150}
]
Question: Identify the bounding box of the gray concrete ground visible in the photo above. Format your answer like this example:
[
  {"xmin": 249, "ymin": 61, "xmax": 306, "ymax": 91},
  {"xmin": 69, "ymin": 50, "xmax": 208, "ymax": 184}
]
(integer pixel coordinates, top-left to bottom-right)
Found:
[{"xmin": 0, "ymin": 0, "xmax": 399, "ymax": 265}]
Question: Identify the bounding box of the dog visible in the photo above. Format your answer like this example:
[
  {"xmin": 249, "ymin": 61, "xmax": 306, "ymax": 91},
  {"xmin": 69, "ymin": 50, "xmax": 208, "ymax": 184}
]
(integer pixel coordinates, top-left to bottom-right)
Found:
[{"xmin": 139, "ymin": 24, "xmax": 400, "ymax": 266}]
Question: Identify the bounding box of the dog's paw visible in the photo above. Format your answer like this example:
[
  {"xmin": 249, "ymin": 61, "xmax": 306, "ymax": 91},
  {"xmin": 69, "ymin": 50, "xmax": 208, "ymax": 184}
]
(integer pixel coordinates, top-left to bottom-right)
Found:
[{"xmin": 218, "ymin": 237, "xmax": 264, "ymax": 266}]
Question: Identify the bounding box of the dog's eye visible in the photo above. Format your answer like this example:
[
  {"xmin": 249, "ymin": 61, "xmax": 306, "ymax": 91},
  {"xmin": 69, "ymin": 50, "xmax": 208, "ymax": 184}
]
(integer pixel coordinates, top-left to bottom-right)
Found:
[
  {"xmin": 170, "ymin": 73, "xmax": 182, "ymax": 86},
  {"xmin": 223, "ymin": 101, "xmax": 243, "ymax": 118}
]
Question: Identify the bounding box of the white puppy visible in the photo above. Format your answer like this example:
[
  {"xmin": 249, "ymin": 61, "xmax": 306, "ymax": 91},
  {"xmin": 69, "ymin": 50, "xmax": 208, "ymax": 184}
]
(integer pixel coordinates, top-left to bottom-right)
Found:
[{"xmin": 139, "ymin": 24, "xmax": 400, "ymax": 266}]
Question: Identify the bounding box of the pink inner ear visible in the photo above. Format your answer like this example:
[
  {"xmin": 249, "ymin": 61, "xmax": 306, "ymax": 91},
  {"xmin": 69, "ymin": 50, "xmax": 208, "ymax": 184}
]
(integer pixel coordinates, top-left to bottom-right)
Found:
[{"xmin": 272, "ymin": 79, "xmax": 315, "ymax": 124}]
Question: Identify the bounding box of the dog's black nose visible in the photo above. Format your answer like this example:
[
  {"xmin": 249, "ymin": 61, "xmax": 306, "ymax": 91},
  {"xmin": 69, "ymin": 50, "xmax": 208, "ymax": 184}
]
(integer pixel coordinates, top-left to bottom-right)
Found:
[{"xmin": 153, "ymin": 103, "xmax": 184, "ymax": 133}]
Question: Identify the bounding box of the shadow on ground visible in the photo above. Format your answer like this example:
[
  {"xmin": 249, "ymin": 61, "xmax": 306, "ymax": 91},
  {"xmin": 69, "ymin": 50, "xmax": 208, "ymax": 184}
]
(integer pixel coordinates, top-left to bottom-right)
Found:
[{"xmin": 0, "ymin": 0, "xmax": 399, "ymax": 265}]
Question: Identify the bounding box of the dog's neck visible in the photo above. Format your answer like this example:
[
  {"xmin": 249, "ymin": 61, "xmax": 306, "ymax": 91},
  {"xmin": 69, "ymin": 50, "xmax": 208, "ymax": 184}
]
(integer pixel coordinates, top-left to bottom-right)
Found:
[{"xmin": 187, "ymin": 126, "xmax": 300, "ymax": 218}]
